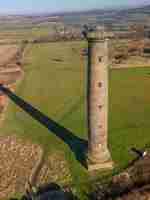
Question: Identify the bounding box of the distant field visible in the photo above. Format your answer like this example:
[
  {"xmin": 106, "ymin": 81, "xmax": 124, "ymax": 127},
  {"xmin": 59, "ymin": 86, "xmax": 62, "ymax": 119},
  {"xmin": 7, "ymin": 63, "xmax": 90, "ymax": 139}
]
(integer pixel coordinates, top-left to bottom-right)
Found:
[
  {"xmin": 0, "ymin": 45, "xmax": 18, "ymax": 66},
  {"xmin": 1, "ymin": 41, "xmax": 150, "ymax": 198},
  {"xmin": 0, "ymin": 26, "xmax": 54, "ymax": 43}
]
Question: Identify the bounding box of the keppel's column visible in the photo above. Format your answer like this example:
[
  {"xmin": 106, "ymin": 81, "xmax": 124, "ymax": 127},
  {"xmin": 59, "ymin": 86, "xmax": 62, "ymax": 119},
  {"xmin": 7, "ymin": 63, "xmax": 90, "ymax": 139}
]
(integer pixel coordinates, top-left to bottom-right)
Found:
[{"xmin": 87, "ymin": 31, "xmax": 113, "ymax": 171}]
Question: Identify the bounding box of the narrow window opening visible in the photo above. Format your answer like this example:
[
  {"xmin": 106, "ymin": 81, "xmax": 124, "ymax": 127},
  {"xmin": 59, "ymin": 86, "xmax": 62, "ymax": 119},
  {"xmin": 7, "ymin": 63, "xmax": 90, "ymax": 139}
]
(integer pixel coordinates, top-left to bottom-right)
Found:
[
  {"xmin": 98, "ymin": 82, "xmax": 102, "ymax": 87},
  {"xmin": 98, "ymin": 125, "xmax": 102, "ymax": 129},
  {"xmin": 98, "ymin": 56, "xmax": 102, "ymax": 62},
  {"xmin": 98, "ymin": 105, "xmax": 103, "ymax": 109}
]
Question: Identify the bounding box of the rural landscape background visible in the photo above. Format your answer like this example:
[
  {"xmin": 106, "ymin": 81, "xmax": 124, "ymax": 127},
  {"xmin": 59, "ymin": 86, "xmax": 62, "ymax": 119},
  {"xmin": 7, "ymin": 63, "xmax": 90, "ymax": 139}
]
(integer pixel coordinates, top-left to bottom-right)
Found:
[{"xmin": 1, "ymin": 2, "xmax": 150, "ymax": 200}]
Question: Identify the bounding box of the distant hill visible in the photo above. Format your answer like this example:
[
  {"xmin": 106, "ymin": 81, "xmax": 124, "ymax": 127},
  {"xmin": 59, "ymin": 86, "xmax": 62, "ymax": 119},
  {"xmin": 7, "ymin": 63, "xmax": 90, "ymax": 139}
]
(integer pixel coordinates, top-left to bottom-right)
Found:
[
  {"xmin": 59, "ymin": 4, "xmax": 150, "ymax": 26},
  {"xmin": 0, "ymin": 4, "xmax": 150, "ymax": 29}
]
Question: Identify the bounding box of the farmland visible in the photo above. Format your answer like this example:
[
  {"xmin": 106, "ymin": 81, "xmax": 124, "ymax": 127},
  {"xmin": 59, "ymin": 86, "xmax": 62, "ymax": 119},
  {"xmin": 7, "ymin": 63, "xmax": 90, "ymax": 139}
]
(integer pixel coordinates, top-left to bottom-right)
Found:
[
  {"xmin": 0, "ymin": 3, "xmax": 150, "ymax": 200},
  {"xmin": 0, "ymin": 41, "xmax": 150, "ymax": 198}
]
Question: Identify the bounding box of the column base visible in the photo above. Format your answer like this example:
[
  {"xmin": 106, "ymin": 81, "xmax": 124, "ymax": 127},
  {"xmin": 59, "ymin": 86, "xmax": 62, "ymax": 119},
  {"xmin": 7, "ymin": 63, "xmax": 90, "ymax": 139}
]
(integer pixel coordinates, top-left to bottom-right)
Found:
[
  {"xmin": 87, "ymin": 147, "xmax": 114, "ymax": 171},
  {"xmin": 88, "ymin": 160, "xmax": 114, "ymax": 171}
]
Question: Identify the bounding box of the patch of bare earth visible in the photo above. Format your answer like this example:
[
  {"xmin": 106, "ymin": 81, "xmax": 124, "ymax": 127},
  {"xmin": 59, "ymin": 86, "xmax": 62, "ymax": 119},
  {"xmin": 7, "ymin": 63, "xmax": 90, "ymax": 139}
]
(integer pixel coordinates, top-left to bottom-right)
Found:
[
  {"xmin": 111, "ymin": 39, "xmax": 150, "ymax": 69},
  {"xmin": 111, "ymin": 55, "xmax": 150, "ymax": 69},
  {"xmin": 37, "ymin": 153, "xmax": 72, "ymax": 186},
  {"xmin": 0, "ymin": 43, "xmax": 25, "ymax": 124},
  {"xmin": 0, "ymin": 135, "xmax": 71, "ymax": 200},
  {"xmin": 0, "ymin": 135, "xmax": 41, "ymax": 199},
  {"xmin": 0, "ymin": 45, "xmax": 19, "ymax": 67}
]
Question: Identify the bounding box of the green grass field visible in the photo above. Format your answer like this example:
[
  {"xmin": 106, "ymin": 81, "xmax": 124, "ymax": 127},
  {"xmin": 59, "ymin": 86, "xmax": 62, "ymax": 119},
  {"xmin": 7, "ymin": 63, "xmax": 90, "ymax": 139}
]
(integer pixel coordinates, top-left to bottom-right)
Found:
[
  {"xmin": 1, "ymin": 41, "xmax": 150, "ymax": 199},
  {"xmin": 0, "ymin": 25, "xmax": 55, "ymax": 43},
  {"xmin": 109, "ymin": 67, "xmax": 150, "ymax": 169}
]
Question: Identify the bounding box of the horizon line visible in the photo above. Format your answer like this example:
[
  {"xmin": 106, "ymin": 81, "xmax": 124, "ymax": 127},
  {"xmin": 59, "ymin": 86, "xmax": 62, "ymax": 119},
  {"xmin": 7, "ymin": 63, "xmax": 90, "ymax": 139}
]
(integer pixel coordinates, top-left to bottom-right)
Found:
[{"xmin": 0, "ymin": 3, "xmax": 149, "ymax": 16}]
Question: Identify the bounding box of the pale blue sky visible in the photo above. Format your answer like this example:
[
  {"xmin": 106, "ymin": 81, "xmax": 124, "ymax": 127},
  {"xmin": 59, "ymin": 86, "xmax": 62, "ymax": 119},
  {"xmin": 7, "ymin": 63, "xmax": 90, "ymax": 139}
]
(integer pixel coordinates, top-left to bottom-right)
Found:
[{"xmin": 0, "ymin": 0, "xmax": 149, "ymax": 14}]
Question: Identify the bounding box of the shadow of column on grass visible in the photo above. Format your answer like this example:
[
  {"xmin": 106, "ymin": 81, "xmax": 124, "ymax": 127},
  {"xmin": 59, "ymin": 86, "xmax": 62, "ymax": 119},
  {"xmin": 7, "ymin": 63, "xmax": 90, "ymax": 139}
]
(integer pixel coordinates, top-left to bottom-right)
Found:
[{"xmin": 0, "ymin": 85, "xmax": 88, "ymax": 168}]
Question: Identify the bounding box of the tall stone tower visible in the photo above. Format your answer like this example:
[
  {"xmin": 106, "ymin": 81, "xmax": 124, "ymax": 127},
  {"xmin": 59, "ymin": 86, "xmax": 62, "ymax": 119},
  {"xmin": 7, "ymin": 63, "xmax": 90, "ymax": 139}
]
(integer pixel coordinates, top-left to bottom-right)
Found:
[{"xmin": 87, "ymin": 27, "xmax": 113, "ymax": 171}]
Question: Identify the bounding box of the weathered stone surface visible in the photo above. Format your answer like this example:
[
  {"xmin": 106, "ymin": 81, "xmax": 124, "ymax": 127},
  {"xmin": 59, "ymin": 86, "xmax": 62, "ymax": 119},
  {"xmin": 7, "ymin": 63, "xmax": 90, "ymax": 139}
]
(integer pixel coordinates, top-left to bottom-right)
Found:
[
  {"xmin": 88, "ymin": 160, "xmax": 114, "ymax": 171},
  {"xmin": 87, "ymin": 30, "xmax": 113, "ymax": 169}
]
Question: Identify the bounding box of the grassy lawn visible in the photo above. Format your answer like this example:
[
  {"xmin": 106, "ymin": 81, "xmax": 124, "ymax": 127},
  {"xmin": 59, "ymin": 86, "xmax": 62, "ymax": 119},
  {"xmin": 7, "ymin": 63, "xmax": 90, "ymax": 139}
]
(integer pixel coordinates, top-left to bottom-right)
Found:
[
  {"xmin": 1, "ymin": 41, "xmax": 150, "ymax": 199},
  {"xmin": 109, "ymin": 67, "xmax": 150, "ymax": 170}
]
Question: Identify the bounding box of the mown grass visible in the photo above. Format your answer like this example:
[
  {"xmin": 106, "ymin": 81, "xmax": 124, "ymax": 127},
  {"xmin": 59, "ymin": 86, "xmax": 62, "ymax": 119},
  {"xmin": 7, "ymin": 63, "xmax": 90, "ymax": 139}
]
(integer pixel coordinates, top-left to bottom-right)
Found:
[
  {"xmin": 1, "ymin": 41, "xmax": 150, "ymax": 199},
  {"xmin": 109, "ymin": 67, "xmax": 150, "ymax": 170}
]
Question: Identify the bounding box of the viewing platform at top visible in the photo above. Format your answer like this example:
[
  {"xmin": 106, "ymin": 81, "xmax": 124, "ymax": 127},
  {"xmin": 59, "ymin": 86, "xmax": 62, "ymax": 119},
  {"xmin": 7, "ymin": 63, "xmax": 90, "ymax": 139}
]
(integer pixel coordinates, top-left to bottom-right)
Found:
[{"xmin": 87, "ymin": 26, "xmax": 115, "ymax": 42}]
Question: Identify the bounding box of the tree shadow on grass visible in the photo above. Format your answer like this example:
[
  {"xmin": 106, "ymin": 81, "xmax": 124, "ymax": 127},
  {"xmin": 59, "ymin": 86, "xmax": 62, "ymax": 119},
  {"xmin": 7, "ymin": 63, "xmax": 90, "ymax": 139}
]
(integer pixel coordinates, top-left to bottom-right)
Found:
[{"xmin": 0, "ymin": 85, "xmax": 88, "ymax": 168}]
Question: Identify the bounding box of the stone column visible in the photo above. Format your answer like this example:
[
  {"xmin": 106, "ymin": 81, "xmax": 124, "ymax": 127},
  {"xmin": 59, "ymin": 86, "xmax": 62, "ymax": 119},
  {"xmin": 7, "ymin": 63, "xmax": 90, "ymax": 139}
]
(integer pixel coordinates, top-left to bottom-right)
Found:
[{"xmin": 87, "ymin": 30, "xmax": 113, "ymax": 171}]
